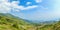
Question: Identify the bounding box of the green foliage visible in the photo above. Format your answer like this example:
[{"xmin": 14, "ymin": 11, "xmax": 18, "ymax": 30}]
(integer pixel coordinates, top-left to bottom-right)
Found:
[
  {"xmin": 0, "ymin": 13, "xmax": 60, "ymax": 30},
  {"xmin": 0, "ymin": 13, "xmax": 34, "ymax": 30}
]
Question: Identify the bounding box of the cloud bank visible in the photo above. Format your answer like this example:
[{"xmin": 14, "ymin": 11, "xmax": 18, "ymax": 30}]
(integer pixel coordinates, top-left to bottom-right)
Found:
[
  {"xmin": 0, "ymin": 0, "xmax": 60, "ymax": 21},
  {"xmin": 0, "ymin": 0, "xmax": 38, "ymax": 13},
  {"xmin": 17, "ymin": 0, "xmax": 60, "ymax": 21}
]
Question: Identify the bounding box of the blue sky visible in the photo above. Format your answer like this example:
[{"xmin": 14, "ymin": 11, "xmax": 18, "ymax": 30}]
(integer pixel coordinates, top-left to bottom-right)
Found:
[{"xmin": 0, "ymin": 0, "xmax": 60, "ymax": 21}]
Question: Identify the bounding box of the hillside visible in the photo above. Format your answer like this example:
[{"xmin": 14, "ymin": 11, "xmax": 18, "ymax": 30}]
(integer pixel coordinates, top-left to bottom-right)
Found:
[
  {"xmin": 0, "ymin": 13, "xmax": 60, "ymax": 30},
  {"xmin": 0, "ymin": 13, "xmax": 36, "ymax": 30}
]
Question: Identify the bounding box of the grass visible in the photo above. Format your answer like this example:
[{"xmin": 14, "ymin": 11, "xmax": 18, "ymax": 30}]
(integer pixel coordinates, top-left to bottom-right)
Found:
[{"xmin": 0, "ymin": 13, "xmax": 60, "ymax": 30}]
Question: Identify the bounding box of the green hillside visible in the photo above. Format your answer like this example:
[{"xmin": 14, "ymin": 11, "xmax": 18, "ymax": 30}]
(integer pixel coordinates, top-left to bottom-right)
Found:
[
  {"xmin": 0, "ymin": 13, "xmax": 36, "ymax": 30},
  {"xmin": 0, "ymin": 13, "xmax": 60, "ymax": 30}
]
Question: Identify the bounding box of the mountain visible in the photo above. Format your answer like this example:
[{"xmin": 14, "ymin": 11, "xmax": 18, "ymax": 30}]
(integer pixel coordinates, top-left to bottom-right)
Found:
[
  {"xmin": 0, "ymin": 13, "xmax": 36, "ymax": 30},
  {"xmin": 0, "ymin": 13, "xmax": 60, "ymax": 30}
]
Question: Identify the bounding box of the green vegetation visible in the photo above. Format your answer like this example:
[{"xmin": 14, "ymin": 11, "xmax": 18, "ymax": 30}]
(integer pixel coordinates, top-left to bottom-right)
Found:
[
  {"xmin": 0, "ymin": 13, "xmax": 35, "ymax": 30},
  {"xmin": 0, "ymin": 13, "xmax": 60, "ymax": 30}
]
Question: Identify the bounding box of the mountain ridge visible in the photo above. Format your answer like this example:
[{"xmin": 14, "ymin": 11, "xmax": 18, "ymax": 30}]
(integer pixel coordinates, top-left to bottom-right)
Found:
[
  {"xmin": 0, "ymin": 13, "xmax": 36, "ymax": 30},
  {"xmin": 0, "ymin": 13, "xmax": 60, "ymax": 30}
]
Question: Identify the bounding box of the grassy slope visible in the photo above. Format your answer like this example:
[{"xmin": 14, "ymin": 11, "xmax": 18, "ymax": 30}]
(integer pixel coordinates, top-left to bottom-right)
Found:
[
  {"xmin": 0, "ymin": 13, "xmax": 60, "ymax": 30},
  {"xmin": 0, "ymin": 13, "xmax": 35, "ymax": 30}
]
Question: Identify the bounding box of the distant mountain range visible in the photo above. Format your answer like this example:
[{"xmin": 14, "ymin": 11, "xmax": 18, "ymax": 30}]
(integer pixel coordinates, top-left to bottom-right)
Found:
[
  {"xmin": 0, "ymin": 13, "xmax": 58, "ymax": 24},
  {"xmin": 0, "ymin": 13, "xmax": 60, "ymax": 30}
]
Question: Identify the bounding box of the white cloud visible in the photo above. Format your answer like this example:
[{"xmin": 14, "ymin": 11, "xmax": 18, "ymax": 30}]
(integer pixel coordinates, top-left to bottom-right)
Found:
[
  {"xmin": 35, "ymin": 0, "xmax": 42, "ymax": 3},
  {"xmin": 18, "ymin": 0, "xmax": 60, "ymax": 21},
  {"xmin": 26, "ymin": 2, "xmax": 31, "ymax": 5},
  {"xmin": 0, "ymin": 0, "xmax": 11, "ymax": 13},
  {"xmin": 0, "ymin": 0, "xmax": 38, "ymax": 13},
  {"xmin": 12, "ymin": 5, "xmax": 38, "ymax": 10}
]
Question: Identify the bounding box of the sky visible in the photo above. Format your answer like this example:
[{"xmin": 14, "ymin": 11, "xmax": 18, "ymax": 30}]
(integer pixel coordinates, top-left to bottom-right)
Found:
[{"xmin": 0, "ymin": 0, "xmax": 60, "ymax": 21}]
